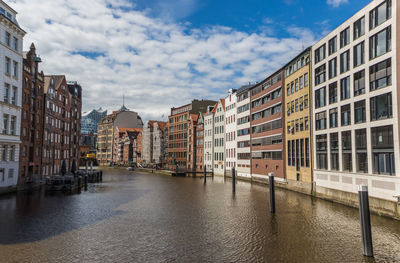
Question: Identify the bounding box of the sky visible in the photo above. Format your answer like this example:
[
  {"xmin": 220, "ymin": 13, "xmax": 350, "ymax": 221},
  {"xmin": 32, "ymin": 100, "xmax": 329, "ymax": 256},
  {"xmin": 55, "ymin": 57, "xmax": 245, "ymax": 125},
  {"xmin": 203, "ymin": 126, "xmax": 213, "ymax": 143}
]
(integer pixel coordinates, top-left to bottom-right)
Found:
[{"xmin": 9, "ymin": 0, "xmax": 371, "ymax": 121}]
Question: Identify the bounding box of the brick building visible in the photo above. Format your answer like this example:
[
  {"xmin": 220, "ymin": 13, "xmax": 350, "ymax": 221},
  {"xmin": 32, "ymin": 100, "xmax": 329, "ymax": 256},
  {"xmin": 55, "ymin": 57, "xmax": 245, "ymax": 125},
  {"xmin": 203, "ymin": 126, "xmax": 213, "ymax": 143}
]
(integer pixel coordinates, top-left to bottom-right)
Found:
[{"xmin": 18, "ymin": 43, "xmax": 44, "ymax": 186}]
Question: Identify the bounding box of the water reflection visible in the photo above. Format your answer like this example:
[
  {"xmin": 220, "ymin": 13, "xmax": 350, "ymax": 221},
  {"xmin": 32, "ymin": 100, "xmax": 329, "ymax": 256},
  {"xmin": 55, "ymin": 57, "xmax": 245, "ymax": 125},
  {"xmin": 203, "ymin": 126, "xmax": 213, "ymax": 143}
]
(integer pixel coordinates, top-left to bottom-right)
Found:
[{"xmin": 0, "ymin": 169, "xmax": 399, "ymax": 262}]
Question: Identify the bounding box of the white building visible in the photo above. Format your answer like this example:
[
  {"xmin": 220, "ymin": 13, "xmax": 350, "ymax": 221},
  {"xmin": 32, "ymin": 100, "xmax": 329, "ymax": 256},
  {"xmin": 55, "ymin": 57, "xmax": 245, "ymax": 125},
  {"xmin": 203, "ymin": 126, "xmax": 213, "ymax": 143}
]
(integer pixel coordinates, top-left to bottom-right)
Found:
[
  {"xmin": 236, "ymin": 85, "xmax": 251, "ymax": 179},
  {"xmin": 0, "ymin": 1, "xmax": 25, "ymax": 192},
  {"xmin": 225, "ymin": 89, "xmax": 237, "ymax": 176},
  {"xmin": 312, "ymin": 0, "xmax": 399, "ymax": 202},
  {"xmin": 213, "ymin": 99, "xmax": 225, "ymax": 176},
  {"xmin": 203, "ymin": 105, "xmax": 215, "ymax": 171}
]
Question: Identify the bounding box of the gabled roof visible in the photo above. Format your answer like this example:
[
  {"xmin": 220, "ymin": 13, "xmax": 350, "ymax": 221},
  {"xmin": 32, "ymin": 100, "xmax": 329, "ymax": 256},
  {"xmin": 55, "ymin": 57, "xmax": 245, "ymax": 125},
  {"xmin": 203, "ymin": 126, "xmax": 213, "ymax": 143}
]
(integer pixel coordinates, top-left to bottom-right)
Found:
[
  {"xmin": 211, "ymin": 103, "xmax": 218, "ymax": 113},
  {"xmin": 190, "ymin": 113, "xmax": 199, "ymax": 122},
  {"xmin": 44, "ymin": 75, "xmax": 66, "ymax": 94},
  {"xmin": 220, "ymin": 99, "xmax": 225, "ymax": 111}
]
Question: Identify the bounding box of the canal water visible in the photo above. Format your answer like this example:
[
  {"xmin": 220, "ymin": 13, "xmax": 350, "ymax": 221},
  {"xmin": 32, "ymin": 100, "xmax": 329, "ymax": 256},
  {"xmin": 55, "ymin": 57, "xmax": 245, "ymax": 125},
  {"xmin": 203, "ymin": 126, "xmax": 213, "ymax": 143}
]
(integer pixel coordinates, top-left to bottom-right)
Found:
[{"xmin": 0, "ymin": 169, "xmax": 400, "ymax": 262}]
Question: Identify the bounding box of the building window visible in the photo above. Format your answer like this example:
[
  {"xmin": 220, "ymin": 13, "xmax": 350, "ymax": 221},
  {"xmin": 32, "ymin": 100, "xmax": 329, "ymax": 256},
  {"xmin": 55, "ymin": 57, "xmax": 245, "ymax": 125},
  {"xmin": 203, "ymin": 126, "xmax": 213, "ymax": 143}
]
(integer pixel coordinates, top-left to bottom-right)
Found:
[
  {"xmin": 315, "ymin": 111, "xmax": 327, "ymax": 131},
  {"xmin": 340, "ymin": 76, "xmax": 350, "ymax": 100},
  {"xmin": 328, "ymin": 57, "xmax": 337, "ymax": 79},
  {"xmin": 354, "ymin": 100, "xmax": 366, "ymax": 124},
  {"xmin": 5, "ymin": 57, "xmax": 10, "ymax": 74},
  {"xmin": 316, "ymin": 135, "xmax": 327, "ymax": 170},
  {"xmin": 353, "ymin": 41, "xmax": 365, "ymax": 67},
  {"xmin": 329, "ymin": 133, "xmax": 339, "ymax": 171},
  {"xmin": 329, "ymin": 82, "xmax": 337, "ymax": 104},
  {"xmin": 354, "ymin": 70, "xmax": 365, "ymax": 96},
  {"xmin": 315, "ymin": 44, "xmax": 326, "ymax": 64},
  {"xmin": 329, "ymin": 108, "xmax": 338, "ymax": 128},
  {"xmin": 304, "ymin": 73, "xmax": 309, "ymax": 87},
  {"xmin": 340, "ymin": 50, "xmax": 350, "ymax": 73},
  {"xmin": 372, "ymin": 125, "xmax": 394, "ymax": 175},
  {"xmin": 315, "ymin": 87, "xmax": 326, "ymax": 109},
  {"xmin": 11, "ymin": 86, "xmax": 17, "ymax": 105},
  {"xmin": 10, "ymin": 116, "xmax": 16, "ymax": 135},
  {"xmin": 5, "ymin": 31, "xmax": 10, "ymax": 46},
  {"xmin": 12, "ymin": 61, "xmax": 18, "ymax": 78},
  {"xmin": 299, "ymin": 76, "xmax": 303, "ymax": 89},
  {"xmin": 369, "ymin": 0, "xmax": 392, "ymax": 30},
  {"xmin": 315, "ymin": 64, "xmax": 326, "ymax": 85},
  {"xmin": 3, "ymin": 83, "xmax": 9, "ymax": 103},
  {"xmin": 288, "ymin": 141, "xmax": 291, "ymax": 166},
  {"xmin": 356, "ymin": 129, "xmax": 368, "ymax": 173},
  {"xmin": 340, "ymin": 27, "xmax": 350, "ymax": 48},
  {"xmin": 341, "ymin": 104, "xmax": 351, "ymax": 126},
  {"xmin": 354, "ymin": 16, "xmax": 365, "ymax": 40},
  {"xmin": 305, "ymin": 138, "xmax": 310, "ymax": 167},
  {"xmin": 3, "ymin": 114, "xmax": 9, "ymax": 134},
  {"xmin": 304, "ymin": 95, "xmax": 309, "ymax": 109},
  {"xmin": 12, "ymin": 37, "xmax": 17, "ymax": 51},
  {"xmin": 370, "ymin": 92, "xmax": 392, "ymax": 121},
  {"xmin": 304, "ymin": 117, "xmax": 309, "ymax": 130},
  {"xmin": 342, "ymin": 131, "xmax": 352, "ymax": 172},
  {"xmin": 369, "ymin": 26, "xmax": 391, "ymax": 60},
  {"xmin": 369, "ymin": 58, "xmax": 391, "ymax": 91},
  {"xmin": 328, "ymin": 36, "xmax": 337, "ymax": 55}
]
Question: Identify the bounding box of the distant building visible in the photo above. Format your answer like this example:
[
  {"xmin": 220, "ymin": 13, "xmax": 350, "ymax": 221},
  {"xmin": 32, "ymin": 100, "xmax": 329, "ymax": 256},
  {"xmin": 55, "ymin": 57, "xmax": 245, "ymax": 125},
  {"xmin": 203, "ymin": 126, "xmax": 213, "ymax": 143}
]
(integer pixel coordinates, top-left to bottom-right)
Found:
[
  {"xmin": 213, "ymin": 99, "xmax": 226, "ymax": 176},
  {"xmin": 96, "ymin": 105, "xmax": 143, "ymax": 166},
  {"xmin": 204, "ymin": 105, "xmax": 216, "ymax": 172},
  {"xmin": 167, "ymin": 100, "xmax": 216, "ymax": 170},
  {"xmin": 81, "ymin": 108, "xmax": 107, "ymax": 135},
  {"xmin": 142, "ymin": 120, "xmax": 167, "ymax": 165},
  {"xmin": 19, "ymin": 43, "xmax": 44, "ymax": 187},
  {"xmin": 236, "ymin": 85, "xmax": 251, "ymax": 179},
  {"xmin": 187, "ymin": 113, "xmax": 199, "ymax": 172},
  {"xmin": 225, "ymin": 89, "xmax": 237, "ymax": 175},
  {"xmin": 0, "ymin": 1, "xmax": 25, "ymax": 192}
]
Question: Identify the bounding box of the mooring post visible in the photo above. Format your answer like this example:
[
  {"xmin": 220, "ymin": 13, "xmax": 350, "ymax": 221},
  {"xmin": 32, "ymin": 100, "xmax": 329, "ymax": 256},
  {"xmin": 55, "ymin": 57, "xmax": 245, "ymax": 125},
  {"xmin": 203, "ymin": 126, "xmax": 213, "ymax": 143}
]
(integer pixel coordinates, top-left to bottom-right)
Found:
[
  {"xmin": 90, "ymin": 161, "xmax": 93, "ymax": 174},
  {"xmin": 212, "ymin": 167, "xmax": 214, "ymax": 178},
  {"xmin": 176, "ymin": 164, "xmax": 178, "ymax": 176},
  {"xmin": 100, "ymin": 170, "xmax": 103, "ymax": 182},
  {"xmin": 204, "ymin": 165, "xmax": 207, "ymax": 184},
  {"xmin": 358, "ymin": 185, "xmax": 373, "ymax": 257},
  {"xmin": 84, "ymin": 175, "xmax": 88, "ymax": 191},
  {"xmin": 269, "ymin": 172, "xmax": 275, "ymax": 213},
  {"xmin": 232, "ymin": 168, "xmax": 236, "ymax": 193},
  {"xmin": 77, "ymin": 176, "xmax": 82, "ymax": 191},
  {"xmin": 86, "ymin": 161, "xmax": 88, "ymax": 174}
]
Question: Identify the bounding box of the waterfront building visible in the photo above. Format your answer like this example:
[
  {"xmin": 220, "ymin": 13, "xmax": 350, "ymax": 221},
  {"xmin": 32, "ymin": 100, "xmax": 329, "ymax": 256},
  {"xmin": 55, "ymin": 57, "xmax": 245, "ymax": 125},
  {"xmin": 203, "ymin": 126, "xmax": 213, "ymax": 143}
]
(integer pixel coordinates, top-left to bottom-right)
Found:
[
  {"xmin": 42, "ymin": 76, "xmax": 82, "ymax": 177},
  {"xmin": 312, "ymin": 0, "xmax": 400, "ymax": 207},
  {"xmin": 187, "ymin": 113, "xmax": 199, "ymax": 172},
  {"xmin": 142, "ymin": 120, "xmax": 167, "ymax": 165},
  {"xmin": 203, "ymin": 104, "xmax": 216, "ymax": 172},
  {"xmin": 250, "ymin": 70, "xmax": 285, "ymax": 182},
  {"xmin": 167, "ymin": 100, "xmax": 216, "ymax": 170},
  {"xmin": 96, "ymin": 106, "xmax": 143, "ymax": 166},
  {"xmin": 236, "ymin": 85, "xmax": 252, "ymax": 179},
  {"xmin": 122, "ymin": 130, "xmax": 140, "ymax": 165},
  {"xmin": 284, "ymin": 48, "xmax": 314, "ymax": 194},
  {"xmin": 113, "ymin": 127, "xmax": 142, "ymax": 165},
  {"xmin": 18, "ymin": 43, "xmax": 44, "ymax": 187},
  {"xmin": 0, "ymin": 1, "xmax": 25, "ymax": 192},
  {"xmin": 195, "ymin": 113, "xmax": 205, "ymax": 172},
  {"xmin": 225, "ymin": 89, "xmax": 237, "ymax": 176},
  {"xmin": 213, "ymin": 99, "xmax": 226, "ymax": 176}
]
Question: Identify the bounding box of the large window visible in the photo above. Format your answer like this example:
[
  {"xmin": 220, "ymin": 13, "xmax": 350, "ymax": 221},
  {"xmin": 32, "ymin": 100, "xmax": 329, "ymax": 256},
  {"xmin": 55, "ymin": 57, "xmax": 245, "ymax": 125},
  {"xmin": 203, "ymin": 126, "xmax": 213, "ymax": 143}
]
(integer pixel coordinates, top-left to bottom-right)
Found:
[
  {"xmin": 329, "ymin": 82, "xmax": 337, "ymax": 104},
  {"xmin": 342, "ymin": 131, "xmax": 352, "ymax": 172},
  {"xmin": 370, "ymin": 58, "xmax": 391, "ymax": 91},
  {"xmin": 369, "ymin": 26, "xmax": 391, "ymax": 60},
  {"xmin": 354, "ymin": 70, "xmax": 365, "ymax": 96},
  {"xmin": 340, "ymin": 27, "xmax": 350, "ymax": 48},
  {"xmin": 354, "ymin": 100, "xmax": 366, "ymax": 124},
  {"xmin": 356, "ymin": 129, "xmax": 368, "ymax": 173},
  {"xmin": 354, "ymin": 17, "xmax": 365, "ymax": 40},
  {"xmin": 328, "ymin": 36, "xmax": 337, "ymax": 55},
  {"xmin": 329, "ymin": 108, "xmax": 338, "ymax": 128},
  {"xmin": 315, "ymin": 64, "xmax": 326, "ymax": 85},
  {"xmin": 288, "ymin": 141, "xmax": 292, "ymax": 166},
  {"xmin": 328, "ymin": 58, "xmax": 337, "ymax": 79},
  {"xmin": 370, "ymin": 92, "xmax": 392, "ymax": 121},
  {"xmin": 341, "ymin": 104, "xmax": 351, "ymax": 126},
  {"xmin": 340, "ymin": 50, "xmax": 350, "ymax": 73},
  {"xmin": 315, "ymin": 111, "xmax": 327, "ymax": 131},
  {"xmin": 315, "ymin": 44, "xmax": 326, "ymax": 64},
  {"xmin": 330, "ymin": 133, "xmax": 339, "ymax": 171},
  {"xmin": 305, "ymin": 138, "xmax": 310, "ymax": 167},
  {"xmin": 372, "ymin": 125, "xmax": 394, "ymax": 175},
  {"xmin": 353, "ymin": 41, "xmax": 365, "ymax": 67},
  {"xmin": 340, "ymin": 76, "xmax": 350, "ymax": 100},
  {"xmin": 316, "ymin": 135, "xmax": 327, "ymax": 170},
  {"xmin": 369, "ymin": 0, "xmax": 392, "ymax": 30},
  {"xmin": 315, "ymin": 87, "xmax": 326, "ymax": 108}
]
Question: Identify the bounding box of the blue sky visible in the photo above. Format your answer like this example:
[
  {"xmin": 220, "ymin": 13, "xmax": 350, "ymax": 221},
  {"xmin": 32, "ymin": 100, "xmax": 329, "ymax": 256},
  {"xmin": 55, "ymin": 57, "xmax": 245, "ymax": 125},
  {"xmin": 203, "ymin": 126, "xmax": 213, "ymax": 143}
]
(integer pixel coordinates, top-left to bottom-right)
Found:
[{"xmin": 12, "ymin": 0, "xmax": 372, "ymax": 121}]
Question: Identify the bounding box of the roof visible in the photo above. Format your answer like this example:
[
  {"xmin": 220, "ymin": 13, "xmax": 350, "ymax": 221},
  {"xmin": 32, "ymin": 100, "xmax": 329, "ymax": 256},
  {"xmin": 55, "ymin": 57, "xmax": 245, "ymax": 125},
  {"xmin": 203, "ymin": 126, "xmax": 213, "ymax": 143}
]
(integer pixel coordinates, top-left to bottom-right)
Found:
[
  {"xmin": 117, "ymin": 127, "xmax": 142, "ymax": 133},
  {"xmin": 220, "ymin": 99, "xmax": 225, "ymax": 111},
  {"xmin": 44, "ymin": 75, "xmax": 66, "ymax": 94},
  {"xmin": 190, "ymin": 113, "xmax": 199, "ymax": 122},
  {"xmin": 211, "ymin": 102, "xmax": 218, "ymax": 113}
]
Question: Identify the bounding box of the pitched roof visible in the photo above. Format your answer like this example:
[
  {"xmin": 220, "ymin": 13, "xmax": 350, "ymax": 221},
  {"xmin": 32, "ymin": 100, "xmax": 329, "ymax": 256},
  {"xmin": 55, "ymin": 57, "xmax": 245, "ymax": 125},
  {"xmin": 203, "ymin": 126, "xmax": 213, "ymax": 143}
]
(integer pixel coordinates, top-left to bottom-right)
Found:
[
  {"xmin": 190, "ymin": 113, "xmax": 199, "ymax": 122},
  {"xmin": 211, "ymin": 103, "xmax": 218, "ymax": 113},
  {"xmin": 220, "ymin": 99, "xmax": 225, "ymax": 111},
  {"xmin": 44, "ymin": 75, "xmax": 66, "ymax": 94}
]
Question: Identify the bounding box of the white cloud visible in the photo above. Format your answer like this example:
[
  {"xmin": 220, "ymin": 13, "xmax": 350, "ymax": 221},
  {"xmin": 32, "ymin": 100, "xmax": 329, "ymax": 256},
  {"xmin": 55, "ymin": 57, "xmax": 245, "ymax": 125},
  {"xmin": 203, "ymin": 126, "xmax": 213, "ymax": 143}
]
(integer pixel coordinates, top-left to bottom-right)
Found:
[
  {"xmin": 327, "ymin": 0, "xmax": 348, "ymax": 8},
  {"xmin": 10, "ymin": 0, "xmax": 316, "ymax": 121}
]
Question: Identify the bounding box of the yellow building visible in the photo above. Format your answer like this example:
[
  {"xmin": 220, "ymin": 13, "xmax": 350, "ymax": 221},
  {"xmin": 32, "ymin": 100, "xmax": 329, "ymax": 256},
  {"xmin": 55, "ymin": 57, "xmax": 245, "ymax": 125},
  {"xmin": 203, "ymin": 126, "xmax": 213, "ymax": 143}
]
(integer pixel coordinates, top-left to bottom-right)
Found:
[{"xmin": 284, "ymin": 48, "xmax": 313, "ymax": 194}]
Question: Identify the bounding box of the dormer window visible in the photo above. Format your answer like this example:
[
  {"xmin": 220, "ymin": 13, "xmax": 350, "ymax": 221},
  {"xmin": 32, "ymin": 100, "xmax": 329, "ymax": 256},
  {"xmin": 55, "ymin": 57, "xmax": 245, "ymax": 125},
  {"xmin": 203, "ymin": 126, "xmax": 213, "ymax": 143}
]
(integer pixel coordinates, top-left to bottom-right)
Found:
[
  {"xmin": 0, "ymin": 8, "xmax": 5, "ymax": 15},
  {"xmin": 50, "ymin": 78, "xmax": 54, "ymax": 85},
  {"xmin": 6, "ymin": 12, "xmax": 12, "ymax": 20}
]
